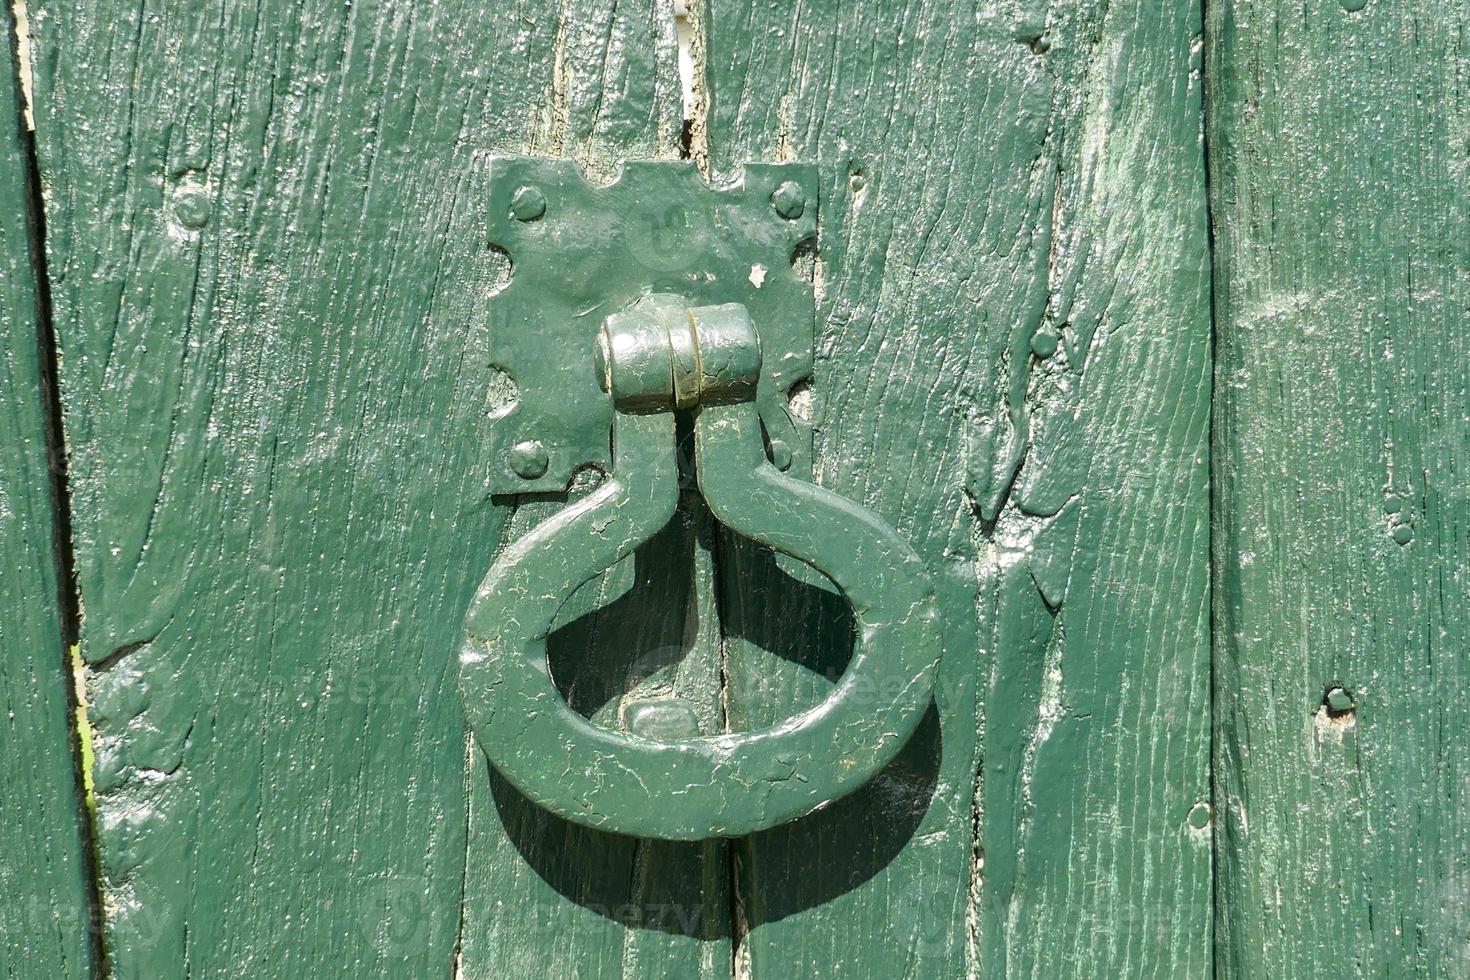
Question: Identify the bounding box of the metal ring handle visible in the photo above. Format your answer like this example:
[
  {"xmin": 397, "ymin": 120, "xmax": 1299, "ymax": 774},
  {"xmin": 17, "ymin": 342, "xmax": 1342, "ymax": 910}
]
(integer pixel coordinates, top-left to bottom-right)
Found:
[{"xmin": 459, "ymin": 306, "xmax": 940, "ymax": 840}]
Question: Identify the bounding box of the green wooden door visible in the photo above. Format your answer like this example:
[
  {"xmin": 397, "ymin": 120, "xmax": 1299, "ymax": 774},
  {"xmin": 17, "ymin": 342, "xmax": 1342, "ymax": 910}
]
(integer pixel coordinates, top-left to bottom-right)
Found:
[
  {"xmin": 0, "ymin": 22, "xmax": 94, "ymax": 977},
  {"xmin": 0, "ymin": 0, "xmax": 1460, "ymax": 977},
  {"xmin": 1208, "ymin": 2, "xmax": 1470, "ymax": 976}
]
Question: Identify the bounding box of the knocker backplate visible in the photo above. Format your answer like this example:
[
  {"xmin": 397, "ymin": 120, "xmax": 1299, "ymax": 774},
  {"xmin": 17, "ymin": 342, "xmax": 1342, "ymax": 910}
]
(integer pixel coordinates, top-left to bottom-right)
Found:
[{"xmin": 484, "ymin": 157, "xmax": 818, "ymax": 494}]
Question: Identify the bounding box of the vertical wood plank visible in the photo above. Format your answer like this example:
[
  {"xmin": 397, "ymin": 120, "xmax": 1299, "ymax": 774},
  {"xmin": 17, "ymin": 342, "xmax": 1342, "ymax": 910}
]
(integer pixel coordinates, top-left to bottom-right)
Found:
[
  {"xmin": 451, "ymin": 7, "xmax": 735, "ymax": 978},
  {"xmin": 0, "ymin": 14, "xmax": 93, "ymax": 978},
  {"xmin": 28, "ymin": 0, "xmax": 691, "ymax": 976},
  {"xmin": 701, "ymin": 0, "xmax": 1214, "ymax": 975},
  {"xmin": 460, "ymin": 496, "xmax": 732, "ymax": 980},
  {"xmin": 1208, "ymin": 2, "xmax": 1470, "ymax": 976}
]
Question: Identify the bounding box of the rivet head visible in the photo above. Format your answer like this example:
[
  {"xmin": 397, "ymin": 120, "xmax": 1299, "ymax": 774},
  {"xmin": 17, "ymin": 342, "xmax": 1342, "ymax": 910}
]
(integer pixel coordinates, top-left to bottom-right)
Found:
[
  {"xmin": 771, "ymin": 181, "xmax": 806, "ymax": 220},
  {"xmin": 1030, "ymin": 329, "xmax": 1060, "ymax": 358},
  {"xmin": 1325, "ymin": 686, "xmax": 1355, "ymax": 714},
  {"xmin": 173, "ymin": 186, "xmax": 211, "ymax": 230},
  {"xmin": 769, "ymin": 438, "xmax": 793, "ymax": 471},
  {"xmin": 1186, "ymin": 802, "xmax": 1212, "ymax": 830},
  {"xmin": 510, "ymin": 185, "xmax": 547, "ymax": 222},
  {"xmin": 509, "ymin": 439, "xmax": 549, "ymax": 479}
]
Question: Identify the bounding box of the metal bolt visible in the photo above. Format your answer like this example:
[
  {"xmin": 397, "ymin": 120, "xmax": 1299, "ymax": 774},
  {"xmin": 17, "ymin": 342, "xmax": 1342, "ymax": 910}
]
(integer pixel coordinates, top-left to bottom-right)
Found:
[
  {"xmin": 510, "ymin": 185, "xmax": 547, "ymax": 222},
  {"xmin": 509, "ymin": 439, "xmax": 549, "ymax": 479},
  {"xmin": 1186, "ymin": 802, "xmax": 1212, "ymax": 830},
  {"xmin": 1030, "ymin": 329, "xmax": 1060, "ymax": 358},
  {"xmin": 1325, "ymin": 686, "xmax": 1355, "ymax": 714},
  {"xmin": 769, "ymin": 438, "xmax": 793, "ymax": 472},
  {"xmin": 173, "ymin": 187, "xmax": 211, "ymax": 230},
  {"xmin": 771, "ymin": 181, "xmax": 806, "ymax": 220}
]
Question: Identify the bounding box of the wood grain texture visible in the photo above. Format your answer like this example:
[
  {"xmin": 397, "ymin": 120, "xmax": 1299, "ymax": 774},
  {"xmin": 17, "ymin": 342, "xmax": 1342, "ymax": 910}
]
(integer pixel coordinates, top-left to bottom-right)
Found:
[
  {"xmin": 460, "ymin": 491, "xmax": 733, "ymax": 980},
  {"xmin": 24, "ymin": 0, "xmax": 1224, "ymax": 974},
  {"xmin": 1208, "ymin": 2, "xmax": 1470, "ymax": 976},
  {"xmin": 452, "ymin": 10, "xmax": 737, "ymax": 980},
  {"xmin": 0, "ymin": 17, "xmax": 93, "ymax": 979},
  {"xmin": 703, "ymin": 0, "xmax": 1214, "ymax": 975},
  {"xmin": 27, "ymin": 0, "xmax": 687, "ymax": 976}
]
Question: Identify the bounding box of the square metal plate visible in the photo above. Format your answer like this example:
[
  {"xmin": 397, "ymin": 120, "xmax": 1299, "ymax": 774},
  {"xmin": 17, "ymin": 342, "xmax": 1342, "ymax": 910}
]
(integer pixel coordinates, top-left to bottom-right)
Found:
[{"xmin": 485, "ymin": 157, "xmax": 818, "ymax": 493}]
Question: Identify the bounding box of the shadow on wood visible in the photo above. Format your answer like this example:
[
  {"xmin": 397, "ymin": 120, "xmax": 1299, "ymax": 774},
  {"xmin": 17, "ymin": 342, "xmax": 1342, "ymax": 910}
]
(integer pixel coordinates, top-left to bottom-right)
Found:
[{"xmin": 495, "ymin": 525, "xmax": 938, "ymax": 931}]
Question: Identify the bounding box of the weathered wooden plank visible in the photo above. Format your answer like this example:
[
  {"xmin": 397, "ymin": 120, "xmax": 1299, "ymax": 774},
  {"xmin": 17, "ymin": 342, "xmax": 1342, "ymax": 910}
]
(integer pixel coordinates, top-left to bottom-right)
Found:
[
  {"xmin": 28, "ymin": 0, "xmax": 690, "ymax": 976},
  {"xmin": 702, "ymin": 0, "xmax": 1213, "ymax": 975},
  {"xmin": 0, "ymin": 15, "xmax": 93, "ymax": 979},
  {"xmin": 449, "ymin": 7, "xmax": 737, "ymax": 978},
  {"xmin": 460, "ymin": 492, "xmax": 733, "ymax": 980},
  {"xmin": 1208, "ymin": 2, "xmax": 1470, "ymax": 976}
]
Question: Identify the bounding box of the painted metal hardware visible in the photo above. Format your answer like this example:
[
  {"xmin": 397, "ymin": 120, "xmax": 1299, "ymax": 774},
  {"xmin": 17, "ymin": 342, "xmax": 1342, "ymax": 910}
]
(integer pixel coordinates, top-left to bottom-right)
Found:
[
  {"xmin": 460, "ymin": 160, "xmax": 940, "ymax": 840},
  {"xmin": 481, "ymin": 156, "xmax": 819, "ymax": 493}
]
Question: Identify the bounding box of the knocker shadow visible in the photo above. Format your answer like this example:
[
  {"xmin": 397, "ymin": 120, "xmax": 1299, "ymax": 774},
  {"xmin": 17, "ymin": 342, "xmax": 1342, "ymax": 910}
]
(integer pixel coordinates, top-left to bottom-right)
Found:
[{"xmin": 488, "ymin": 515, "xmax": 941, "ymax": 937}]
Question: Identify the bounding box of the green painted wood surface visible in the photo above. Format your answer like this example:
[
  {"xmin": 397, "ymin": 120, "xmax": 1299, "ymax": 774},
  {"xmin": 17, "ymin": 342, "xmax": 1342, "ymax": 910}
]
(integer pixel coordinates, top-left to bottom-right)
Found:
[
  {"xmin": 24, "ymin": 0, "xmax": 689, "ymax": 976},
  {"xmin": 0, "ymin": 17, "xmax": 93, "ymax": 980},
  {"xmin": 704, "ymin": 0, "xmax": 1214, "ymax": 976},
  {"xmin": 452, "ymin": 9, "xmax": 740, "ymax": 980},
  {"xmin": 1208, "ymin": 2, "xmax": 1470, "ymax": 977},
  {"xmin": 33, "ymin": 1, "xmax": 485, "ymax": 969},
  {"xmin": 24, "ymin": 0, "xmax": 1431, "ymax": 975}
]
